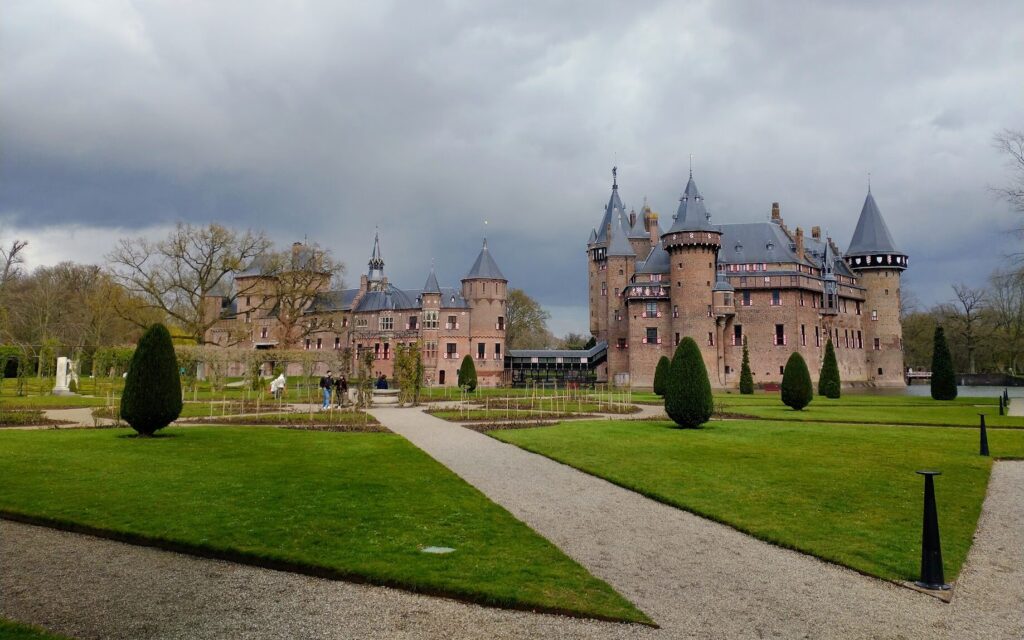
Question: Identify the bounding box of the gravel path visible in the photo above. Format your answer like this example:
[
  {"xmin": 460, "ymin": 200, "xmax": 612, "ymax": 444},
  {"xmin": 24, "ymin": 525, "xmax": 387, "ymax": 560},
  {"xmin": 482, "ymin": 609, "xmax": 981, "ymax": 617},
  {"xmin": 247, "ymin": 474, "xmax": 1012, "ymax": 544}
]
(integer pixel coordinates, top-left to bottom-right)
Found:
[{"xmin": 367, "ymin": 408, "xmax": 1024, "ymax": 639}]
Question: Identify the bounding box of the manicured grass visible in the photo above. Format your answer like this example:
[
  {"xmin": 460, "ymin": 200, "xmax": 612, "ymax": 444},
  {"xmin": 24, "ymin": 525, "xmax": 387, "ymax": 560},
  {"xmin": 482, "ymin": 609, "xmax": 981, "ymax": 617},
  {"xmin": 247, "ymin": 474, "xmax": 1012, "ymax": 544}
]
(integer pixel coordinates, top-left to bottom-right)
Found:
[
  {"xmin": 426, "ymin": 409, "xmax": 592, "ymax": 422},
  {"xmin": 0, "ymin": 618, "xmax": 73, "ymax": 640},
  {"xmin": 0, "ymin": 409, "xmax": 68, "ymax": 427},
  {"xmin": 0, "ymin": 395, "xmax": 109, "ymax": 409},
  {"xmin": 491, "ymin": 419, "xmax": 1024, "ymax": 584},
  {"xmin": 0, "ymin": 427, "xmax": 646, "ymax": 623},
  {"xmin": 718, "ymin": 398, "xmax": 1024, "ymax": 428}
]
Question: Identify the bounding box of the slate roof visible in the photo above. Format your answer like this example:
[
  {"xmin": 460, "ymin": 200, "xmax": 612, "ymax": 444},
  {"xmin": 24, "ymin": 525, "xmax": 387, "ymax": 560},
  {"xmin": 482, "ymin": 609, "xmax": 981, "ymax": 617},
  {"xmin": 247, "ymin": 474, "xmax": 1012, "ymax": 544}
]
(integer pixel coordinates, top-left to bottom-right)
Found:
[
  {"xmin": 627, "ymin": 209, "xmax": 650, "ymax": 239},
  {"xmin": 606, "ymin": 210, "xmax": 636, "ymax": 257},
  {"xmin": 665, "ymin": 174, "xmax": 717, "ymax": 234},
  {"xmin": 846, "ymin": 191, "xmax": 901, "ymax": 256},
  {"xmin": 423, "ymin": 268, "xmax": 442, "ymax": 294},
  {"xmin": 465, "ymin": 239, "xmax": 506, "ymax": 280},
  {"xmin": 637, "ymin": 241, "xmax": 670, "ymax": 274},
  {"xmin": 712, "ymin": 271, "xmax": 735, "ymax": 292},
  {"xmin": 594, "ymin": 170, "xmax": 625, "ymax": 244},
  {"xmin": 306, "ymin": 288, "xmax": 360, "ymax": 313}
]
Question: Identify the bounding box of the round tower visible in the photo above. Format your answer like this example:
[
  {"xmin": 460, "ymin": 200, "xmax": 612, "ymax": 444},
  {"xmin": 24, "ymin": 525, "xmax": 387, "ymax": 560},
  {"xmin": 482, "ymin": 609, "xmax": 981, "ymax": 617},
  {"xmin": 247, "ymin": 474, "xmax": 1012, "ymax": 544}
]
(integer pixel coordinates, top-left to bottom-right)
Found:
[
  {"xmin": 662, "ymin": 171, "xmax": 722, "ymax": 380},
  {"xmin": 604, "ymin": 208, "xmax": 637, "ymax": 385},
  {"xmin": 844, "ymin": 189, "xmax": 908, "ymax": 387},
  {"xmin": 462, "ymin": 238, "xmax": 508, "ymax": 387}
]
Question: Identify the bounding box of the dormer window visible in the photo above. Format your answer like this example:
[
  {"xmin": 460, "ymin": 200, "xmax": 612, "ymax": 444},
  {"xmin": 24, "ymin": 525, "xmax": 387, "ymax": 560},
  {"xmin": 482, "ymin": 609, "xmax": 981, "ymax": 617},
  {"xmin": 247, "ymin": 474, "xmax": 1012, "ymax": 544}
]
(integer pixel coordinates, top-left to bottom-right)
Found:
[
  {"xmin": 734, "ymin": 242, "xmax": 743, "ymax": 252},
  {"xmin": 766, "ymin": 241, "xmax": 775, "ymax": 251}
]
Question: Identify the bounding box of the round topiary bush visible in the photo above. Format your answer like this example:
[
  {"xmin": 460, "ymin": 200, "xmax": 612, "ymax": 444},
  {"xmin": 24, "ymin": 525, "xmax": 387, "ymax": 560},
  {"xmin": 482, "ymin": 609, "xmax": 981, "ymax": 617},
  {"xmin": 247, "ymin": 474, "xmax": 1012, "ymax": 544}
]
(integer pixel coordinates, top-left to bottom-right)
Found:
[
  {"xmin": 739, "ymin": 339, "xmax": 754, "ymax": 395},
  {"xmin": 781, "ymin": 352, "xmax": 813, "ymax": 410},
  {"xmin": 930, "ymin": 326, "xmax": 957, "ymax": 400},
  {"xmin": 458, "ymin": 354, "xmax": 478, "ymax": 392},
  {"xmin": 664, "ymin": 337, "xmax": 713, "ymax": 428},
  {"xmin": 818, "ymin": 338, "xmax": 841, "ymax": 399},
  {"xmin": 120, "ymin": 323, "xmax": 183, "ymax": 436},
  {"xmin": 653, "ymin": 355, "xmax": 670, "ymax": 396}
]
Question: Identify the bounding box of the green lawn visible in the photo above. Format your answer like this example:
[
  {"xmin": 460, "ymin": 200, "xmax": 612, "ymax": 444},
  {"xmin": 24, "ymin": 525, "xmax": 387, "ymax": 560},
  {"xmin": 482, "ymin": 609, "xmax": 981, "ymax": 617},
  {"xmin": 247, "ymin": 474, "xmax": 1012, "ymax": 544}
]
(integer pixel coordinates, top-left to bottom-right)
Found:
[
  {"xmin": 491, "ymin": 419, "xmax": 1024, "ymax": 584},
  {"xmin": 0, "ymin": 618, "xmax": 72, "ymax": 640},
  {"xmin": 0, "ymin": 427, "xmax": 645, "ymax": 623},
  {"xmin": 717, "ymin": 398, "xmax": 1023, "ymax": 428}
]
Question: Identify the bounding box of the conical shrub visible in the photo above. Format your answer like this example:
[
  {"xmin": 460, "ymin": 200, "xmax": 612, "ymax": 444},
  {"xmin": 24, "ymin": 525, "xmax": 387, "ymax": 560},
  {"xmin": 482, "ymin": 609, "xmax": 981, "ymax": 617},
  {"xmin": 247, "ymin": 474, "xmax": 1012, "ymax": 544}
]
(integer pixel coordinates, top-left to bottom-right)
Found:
[
  {"xmin": 653, "ymin": 355, "xmax": 670, "ymax": 396},
  {"xmin": 664, "ymin": 337, "xmax": 713, "ymax": 428},
  {"xmin": 458, "ymin": 354, "xmax": 478, "ymax": 392},
  {"xmin": 930, "ymin": 326, "xmax": 957, "ymax": 400},
  {"xmin": 120, "ymin": 323, "xmax": 182, "ymax": 436},
  {"xmin": 739, "ymin": 339, "xmax": 754, "ymax": 394},
  {"xmin": 781, "ymin": 351, "xmax": 813, "ymax": 410},
  {"xmin": 818, "ymin": 338, "xmax": 841, "ymax": 399}
]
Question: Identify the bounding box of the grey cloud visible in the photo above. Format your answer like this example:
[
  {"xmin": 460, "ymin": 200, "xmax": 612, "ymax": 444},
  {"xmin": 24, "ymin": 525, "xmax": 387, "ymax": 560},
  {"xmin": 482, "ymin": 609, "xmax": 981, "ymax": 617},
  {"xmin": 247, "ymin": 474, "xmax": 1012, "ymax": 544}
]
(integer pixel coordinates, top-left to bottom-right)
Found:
[{"xmin": 2, "ymin": 0, "xmax": 1023, "ymax": 333}]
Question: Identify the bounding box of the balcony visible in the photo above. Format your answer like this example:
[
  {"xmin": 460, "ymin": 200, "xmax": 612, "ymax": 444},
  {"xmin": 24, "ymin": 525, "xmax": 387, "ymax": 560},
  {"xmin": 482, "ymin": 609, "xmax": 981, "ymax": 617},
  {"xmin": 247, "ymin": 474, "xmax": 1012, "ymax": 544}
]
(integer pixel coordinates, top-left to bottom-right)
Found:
[{"xmin": 773, "ymin": 335, "xmax": 788, "ymax": 346}]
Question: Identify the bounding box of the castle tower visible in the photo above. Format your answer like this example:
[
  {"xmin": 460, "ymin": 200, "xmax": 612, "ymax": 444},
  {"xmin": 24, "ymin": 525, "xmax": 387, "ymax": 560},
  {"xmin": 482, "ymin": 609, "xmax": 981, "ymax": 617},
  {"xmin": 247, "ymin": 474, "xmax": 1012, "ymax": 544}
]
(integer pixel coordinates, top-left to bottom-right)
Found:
[
  {"xmin": 588, "ymin": 167, "xmax": 627, "ymax": 344},
  {"xmin": 844, "ymin": 189, "xmax": 908, "ymax": 386},
  {"xmin": 364, "ymin": 230, "xmax": 386, "ymax": 292},
  {"xmin": 662, "ymin": 171, "xmax": 722, "ymax": 379},
  {"xmin": 462, "ymin": 238, "xmax": 508, "ymax": 387},
  {"xmin": 605, "ymin": 208, "xmax": 636, "ymax": 384},
  {"xmin": 420, "ymin": 265, "xmax": 442, "ymax": 383}
]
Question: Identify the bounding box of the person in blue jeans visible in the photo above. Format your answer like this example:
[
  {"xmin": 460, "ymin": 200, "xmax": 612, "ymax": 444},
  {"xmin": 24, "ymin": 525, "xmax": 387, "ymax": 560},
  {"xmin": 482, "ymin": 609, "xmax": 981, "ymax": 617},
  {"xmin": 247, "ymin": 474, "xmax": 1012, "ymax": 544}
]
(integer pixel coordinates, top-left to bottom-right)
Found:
[{"xmin": 319, "ymin": 370, "xmax": 334, "ymax": 410}]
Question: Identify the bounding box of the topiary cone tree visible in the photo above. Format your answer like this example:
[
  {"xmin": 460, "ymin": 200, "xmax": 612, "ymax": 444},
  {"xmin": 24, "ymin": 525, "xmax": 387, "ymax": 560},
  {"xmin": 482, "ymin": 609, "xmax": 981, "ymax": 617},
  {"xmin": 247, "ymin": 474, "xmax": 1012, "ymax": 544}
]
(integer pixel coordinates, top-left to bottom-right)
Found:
[
  {"xmin": 930, "ymin": 326, "xmax": 958, "ymax": 400},
  {"xmin": 120, "ymin": 323, "xmax": 182, "ymax": 436},
  {"xmin": 458, "ymin": 354, "xmax": 478, "ymax": 392},
  {"xmin": 818, "ymin": 338, "xmax": 841, "ymax": 399},
  {"xmin": 653, "ymin": 355, "xmax": 670, "ymax": 396},
  {"xmin": 781, "ymin": 351, "xmax": 813, "ymax": 410},
  {"xmin": 738, "ymin": 339, "xmax": 754, "ymax": 395},
  {"xmin": 664, "ymin": 337, "xmax": 713, "ymax": 428}
]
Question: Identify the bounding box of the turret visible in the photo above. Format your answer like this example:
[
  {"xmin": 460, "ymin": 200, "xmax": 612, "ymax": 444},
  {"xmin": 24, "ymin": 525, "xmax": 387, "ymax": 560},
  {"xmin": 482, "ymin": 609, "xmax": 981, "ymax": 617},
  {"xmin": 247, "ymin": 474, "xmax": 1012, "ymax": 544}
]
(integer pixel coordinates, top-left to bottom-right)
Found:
[
  {"xmin": 462, "ymin": 238, "xmax": 507, "ymax": 386},
  {"xmin": 605, "ymin": 209, "xmax": 636, "ymax": 382},
  {"xmin": 365, "ymin": 230, "xmax": 386, "ymax": 292},
  {"xmin": 662, "ymin": 171, "xmax": 722, "ymax": 377},
  {"xmin": 844, "ymin": 188, "xmax": 907, "ymax": 386}
]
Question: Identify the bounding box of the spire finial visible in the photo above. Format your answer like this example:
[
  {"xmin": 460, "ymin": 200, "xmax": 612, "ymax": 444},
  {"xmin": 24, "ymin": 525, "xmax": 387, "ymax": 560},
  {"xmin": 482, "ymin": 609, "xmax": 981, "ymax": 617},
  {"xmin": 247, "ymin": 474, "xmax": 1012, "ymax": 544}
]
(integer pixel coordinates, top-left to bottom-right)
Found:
[
  {"xmin": 867, "ymin": 171, "xmax": 872, "ymax": 194},
  {"xmin": 689, "ymin": 154, "xmax": 693, "ymax": 179},
  {"xmin": 612, "ymin": 165, "xmax": 618, "ymax": 189}
]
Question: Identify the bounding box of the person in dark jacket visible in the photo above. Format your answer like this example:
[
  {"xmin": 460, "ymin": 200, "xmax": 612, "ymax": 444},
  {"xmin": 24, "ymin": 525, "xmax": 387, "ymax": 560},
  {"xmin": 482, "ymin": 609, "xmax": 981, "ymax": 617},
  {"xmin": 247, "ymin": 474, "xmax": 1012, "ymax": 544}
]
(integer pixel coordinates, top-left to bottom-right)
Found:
[
  {"xmin": 319, "ymin": 370, "xmax": 334, "ymax": 409},
  {"xmin": 334, "ymin": 374, "xmax": 348, "ymax": 407}
]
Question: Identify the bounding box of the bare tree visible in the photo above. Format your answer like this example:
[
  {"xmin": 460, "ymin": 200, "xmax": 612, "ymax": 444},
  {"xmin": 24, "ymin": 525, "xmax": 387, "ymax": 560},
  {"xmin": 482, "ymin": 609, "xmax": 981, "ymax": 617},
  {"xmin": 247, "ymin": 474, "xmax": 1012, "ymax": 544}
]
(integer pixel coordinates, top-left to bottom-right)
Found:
[
  {"xmin": 988, "ymin": 269, "xmax": 1024, "ymax": 372},
  {"xmin": 950, "ymin": 283, "xmax": 988, "ymax": 374},
  {"xmin": 257, "ymin": 243, "xmax": 345, "ymax": 348},
  {"xmin": 0, "ymin": 237, "xmax": 28, "ymax": 300},
  {"xmin": 107, "ymin": 223, "xmax": 271, "ymax": 344},
  {"xmin": 993, "ymin": 129, "xmax": 1024, "ymax": 216}
]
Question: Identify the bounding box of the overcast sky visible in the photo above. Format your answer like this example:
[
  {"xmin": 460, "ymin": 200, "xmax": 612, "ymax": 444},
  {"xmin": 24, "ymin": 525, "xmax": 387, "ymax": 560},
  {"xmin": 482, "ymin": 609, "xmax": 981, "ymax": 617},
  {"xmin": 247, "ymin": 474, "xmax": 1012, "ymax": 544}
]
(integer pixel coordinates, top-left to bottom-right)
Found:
[{"xmin": 2, "ymin": 0, "xmax": 1023, "ymax": 335}]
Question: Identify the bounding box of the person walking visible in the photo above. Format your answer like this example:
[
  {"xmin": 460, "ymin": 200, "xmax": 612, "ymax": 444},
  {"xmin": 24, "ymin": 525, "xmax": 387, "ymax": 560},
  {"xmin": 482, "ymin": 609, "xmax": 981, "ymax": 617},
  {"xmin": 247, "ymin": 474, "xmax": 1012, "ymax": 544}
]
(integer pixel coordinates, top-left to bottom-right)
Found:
[
  {"xmin": 319, "ymin": 370, "xmax": 334, "ymax": 410},
  {"xmin": 334, "ymin": 374, "xmax": 348, "ymax": 408},
  {"xmin": 270, "ymin": 373, "xmax": 287, "ymax": 401}
]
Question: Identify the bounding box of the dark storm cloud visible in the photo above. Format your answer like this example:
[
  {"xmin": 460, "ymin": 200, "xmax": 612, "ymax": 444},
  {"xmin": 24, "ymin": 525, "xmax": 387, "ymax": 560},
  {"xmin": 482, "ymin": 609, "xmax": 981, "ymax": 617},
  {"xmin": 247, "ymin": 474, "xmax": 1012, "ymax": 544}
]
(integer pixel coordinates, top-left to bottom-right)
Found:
[{"xmin": 2, "ymin": 0, "xmax": 1023, "ymax": 334}]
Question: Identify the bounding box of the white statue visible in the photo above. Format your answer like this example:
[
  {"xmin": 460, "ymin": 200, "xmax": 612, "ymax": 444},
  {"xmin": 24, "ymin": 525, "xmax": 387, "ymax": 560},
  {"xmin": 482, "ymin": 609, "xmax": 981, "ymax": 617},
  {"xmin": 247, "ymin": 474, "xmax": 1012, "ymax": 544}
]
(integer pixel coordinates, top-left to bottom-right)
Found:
[{"xmin": 53, "ymin": 356, "xmax": 73, "ymax": 395}]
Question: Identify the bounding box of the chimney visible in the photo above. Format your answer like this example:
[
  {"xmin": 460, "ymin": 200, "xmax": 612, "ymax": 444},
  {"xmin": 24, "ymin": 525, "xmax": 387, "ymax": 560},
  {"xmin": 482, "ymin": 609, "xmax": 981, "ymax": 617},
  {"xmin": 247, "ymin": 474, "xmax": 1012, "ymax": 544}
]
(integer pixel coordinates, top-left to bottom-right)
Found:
[
  {"xmin": 771, "ymin": 202, "xmax": 782, "ymax": 224},
  {"xmin": 811, "ymin": 226, "xmax": 821, "ymax": 240},
  {"xmin": 795, "ymin": 227, "xmax": 805, "ymax": 263},
  {"xmin": 629, "ymin": 210, "xmax": 637, "ymax": 228},
  {"xmin": 648, "ymin": 213, "xmax": 660, "ymax": 246}
]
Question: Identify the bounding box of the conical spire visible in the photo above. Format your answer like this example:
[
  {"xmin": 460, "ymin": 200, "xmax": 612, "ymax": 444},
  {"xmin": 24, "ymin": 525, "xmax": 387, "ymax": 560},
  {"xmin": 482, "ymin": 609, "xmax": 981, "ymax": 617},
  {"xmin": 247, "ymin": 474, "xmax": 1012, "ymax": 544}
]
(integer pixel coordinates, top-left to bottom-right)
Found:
[
  {"xmin": 465, "ymin": 238, "xmax": 506, "ymax": 280},
  {"xmin": 367, "ymin": 230, "xmax": 385, "ymax": 281},
  {"xmin": 423, "ymin": 264, "xmax": 441, "ymax": 293},
  {"xmin": 847, "ymin": 190, "xmax": 900, "ymax": 256},
  {"xmin": 594, "ymin": 166, "xmax": 625, "ymax": 244},
  {"xmin": 665, "ymin": 173, "xmax": 716, "ymax": 235},
  {"xmin": 607, "ymin": 209, "xmax": 636, "ymax": 257}
]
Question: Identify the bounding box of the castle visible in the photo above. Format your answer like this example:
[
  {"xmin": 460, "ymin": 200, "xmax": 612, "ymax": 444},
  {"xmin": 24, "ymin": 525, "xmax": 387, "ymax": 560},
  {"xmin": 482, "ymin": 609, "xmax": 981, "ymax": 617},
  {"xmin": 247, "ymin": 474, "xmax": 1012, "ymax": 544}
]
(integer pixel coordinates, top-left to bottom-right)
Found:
[
  {"xmin": 587, "ymin": 168, "xmax": 907, "ymax": 389},
  {"xmin": 204, "ymin": 233, "xmax": 508, "ymax": 387}
]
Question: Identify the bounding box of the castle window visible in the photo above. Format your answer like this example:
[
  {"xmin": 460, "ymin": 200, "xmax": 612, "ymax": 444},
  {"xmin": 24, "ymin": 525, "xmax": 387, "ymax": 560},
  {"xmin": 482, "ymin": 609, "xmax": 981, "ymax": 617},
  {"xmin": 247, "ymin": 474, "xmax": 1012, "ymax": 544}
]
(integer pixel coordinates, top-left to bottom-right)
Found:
[
  {"xmin": 771, "ymin": 290, "xmax": 781, "ymax": 306},
  {"xmin": 856, "ymin": 301, "xmax": 861, "ymax": 315},
  {"xmin": 844, "ymin": 330, "xmax": 850, "ymax": 348},
  {"xmin": 335, "ymin": 337, "xmax": 341, "ymax": 350},
  {"xmin": 707, "ymin": 305, "xmax": 713, "ymax": 317},
  {"xmin": 477, "ymin": 343, "xmax": 485, "ymax": 359},
  {"xmin": 356, "ymin": 317, "xmax": 368, "ymax": 328},
  {"xmin": 815, "ymin": 326, "xmax": 821, "ymax": 347},
  {"xmin": 446, "ymin": 343, "xmax": 457, "ymax": 359},
  {"xmin": 800, "ymin": 292, "xmax": 805, "ymax": 307},
  {"xmin": 646, "ymin": 327, "xmax": 659, "ymax": 344},
  {"xmin": 871, "ymin": 310, "xmax": 878, "ymax": 321},
  {"xmin": 742, "ymin": 291, "xmax": 751, "ymax": 306},
  {"xmin": 885, "ymin": 289, "xmax": 889, "ymax": 295},
  {"xmin": 495, "ymin": 343, "xmax": 501, "ymax": 359},
  {"xmin": 383, "ymin": 343, "xmax": 390, "ymax": 360},
  {"xmin": 878, "ymin": 367, "xmax": 884, "ymax": 376},
  {"xmin": 874, "ymin": 338, "xmax": 881, "ymax": 351},
  {"xmin": 601, "ymin": 282, "xmax": 607, "ymax": 296},
  {"xmin": 619, "ymin": 269, "xmax": 624, "ymax": 275},
  {"xmin": 425, "ymin": 341, "xmax": 438, "ymax": 358},
  {"xmin": 675, "ymin": 333, "xmax": 680, "ymax": 346},
  {"xmin": 673, "ymin": 305, "xmax": 679, "ymax": 318},
  {"xmin": 246, "ymin": 296, "xmax": 251, "ymax": 307},
  {"xmin": 305, "ymin": 338, "xmax": 311, "ymax": 350},
  {"xmin": 800, "ymin": 324, "xmax": 806, "ymax": 346},
  {"xmin": 498, "ymin": 316, "xmax": 505, "ymax": 330},
  {"xmin": 260, "ymin": 327, "xmax": 268, "ymax": 339},
  {"xmin": 774, "ymin": 324, "xmax": 786, "ymax": 346},
  {"xmin": 408, "ymin": 315, "xmax": 418, "ymax": 330},
  {"xmin": 379, "ymin": 316, "xmax": 394, "ymax": 331},
  {"xmin": 857, "ymin": 330, "xmax": 863, "ymax": 349},
  {"xmin": 447, "ymin": 315, "xmax": 458, "ymax": 330},
  {"xmin": 617, "ymin": 338, "xmax": 627, "ymax": 349},
  {"xmin": 707, "ymin": 332, "xmax": 714, "ymax": 347},
  {"xmin": 315, "ymin": 338, "xmax": 323, "ymax": 350},
  {"xmin": 764, "ymin": 277, "xmax": 771, "ymax": 285},
  {"xmin": 733, "ymin": 325, "xmax": 743, "ymax": 346},
  {"xmin": 423, "ymin": 310, "xmax": 438, "ymax": 329},
  {"xmin": 780, "ymin": 366, "xmax": 785, "ymax": 375}
]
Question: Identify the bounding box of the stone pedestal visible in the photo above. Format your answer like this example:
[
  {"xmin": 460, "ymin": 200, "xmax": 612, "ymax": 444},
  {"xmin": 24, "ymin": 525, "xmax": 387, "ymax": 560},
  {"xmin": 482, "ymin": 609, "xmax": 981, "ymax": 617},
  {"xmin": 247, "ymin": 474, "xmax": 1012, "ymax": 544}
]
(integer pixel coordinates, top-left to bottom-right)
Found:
[
  {"xmin": 52, "ymin": 357, "xmax": 75, "ymax": 396},
  {"xmin": 373, "ymin": 389, "xmax": 400, "ymax": 406}
]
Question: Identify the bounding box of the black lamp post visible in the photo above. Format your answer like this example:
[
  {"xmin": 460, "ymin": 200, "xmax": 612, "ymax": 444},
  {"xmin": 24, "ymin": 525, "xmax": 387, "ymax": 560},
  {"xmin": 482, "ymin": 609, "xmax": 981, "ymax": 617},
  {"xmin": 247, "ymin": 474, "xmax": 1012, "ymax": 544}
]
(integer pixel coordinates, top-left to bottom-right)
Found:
[
  {"xmin": 915, "ymin": 470, "xmax": 949, "ymax": 590},
  {"xmin": 999, "ymin": 396, "xmax": 1004, "ymax": 416},
  {"xmin": 979, "ymin": 414, "xmax": 990, "ymax": 457}
]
